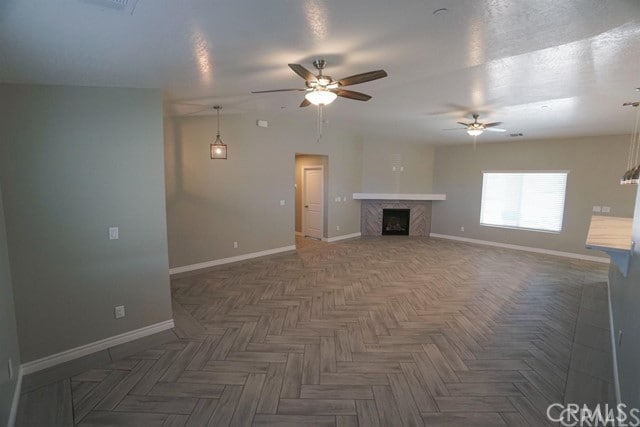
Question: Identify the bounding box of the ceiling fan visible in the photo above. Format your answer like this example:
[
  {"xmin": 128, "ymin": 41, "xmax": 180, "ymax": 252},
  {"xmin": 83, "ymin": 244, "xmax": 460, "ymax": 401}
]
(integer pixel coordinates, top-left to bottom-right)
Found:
[
  {"xmin": 449, "ymin": 113, "xmax": 506, "ymax": 136},
  {"xmin": 251, "ymin": 59, "xmax": 388, "ymax": 107}
]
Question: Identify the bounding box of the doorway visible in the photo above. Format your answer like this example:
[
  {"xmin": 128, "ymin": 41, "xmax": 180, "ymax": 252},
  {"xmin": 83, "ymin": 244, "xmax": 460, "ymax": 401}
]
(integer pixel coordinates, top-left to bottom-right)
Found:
[
  {"xmin": 302, "ymin": 166, "xmax": 323, "ymax": 239},
  {"xmin": 295, "ymin": 155, "xmax": 328, "ymax": 244}
]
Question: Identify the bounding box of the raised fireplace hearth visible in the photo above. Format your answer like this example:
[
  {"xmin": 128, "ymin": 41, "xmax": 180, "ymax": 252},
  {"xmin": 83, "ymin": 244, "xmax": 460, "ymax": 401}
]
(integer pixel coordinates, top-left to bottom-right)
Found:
[{"xmin": 382, "ymin": 209, "xmax": 410, "ymax": 235}]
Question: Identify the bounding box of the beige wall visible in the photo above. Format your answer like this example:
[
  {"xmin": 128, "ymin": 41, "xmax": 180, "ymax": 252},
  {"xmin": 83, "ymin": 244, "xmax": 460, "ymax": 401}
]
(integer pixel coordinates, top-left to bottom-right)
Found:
[
  {"xmin": 165, "ymin": 112, "xmax": 363, "ymax": 268},
  {"xmin": 0, "ymin": 184, "xmax": 20, "ymax": 426},
  {"xmin": 295, "ymin": 155, "xmax": 328, "ymax": 235},
  {"xmin": 362, "ymin": 138, "xmax": 435, "ymax": 193},
  {"xmin": 0, "ymin": 84, "xmax": 173, "ymax": 363},
  {"xmin": 431, "ymin": 135, "xmax": 636, "ymax": 256}
]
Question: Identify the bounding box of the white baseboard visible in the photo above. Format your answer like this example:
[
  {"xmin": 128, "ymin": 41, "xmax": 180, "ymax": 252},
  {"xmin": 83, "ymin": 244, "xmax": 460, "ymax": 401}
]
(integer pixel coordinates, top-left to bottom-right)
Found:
[
  {"xmin": 8, "ymin": 367, "xmax": 23, "ymax": 427},
  {"xmin": 429, "ymin": 233, "xmax": 609, "ymax": 264},
  {"xmin": 325, "ymin": 232, "xmax": 361, "ymax": 243},
  {"xmin": 20, "ymin": 319, "xmax": 175, "ymax": 375},
  {"xmin": 169, "ymin": 245, "xmax": 297, "ymax": 275},
  {"xmin": 607, "ymin": 280, "xmax": 622, "ymax": 405}
]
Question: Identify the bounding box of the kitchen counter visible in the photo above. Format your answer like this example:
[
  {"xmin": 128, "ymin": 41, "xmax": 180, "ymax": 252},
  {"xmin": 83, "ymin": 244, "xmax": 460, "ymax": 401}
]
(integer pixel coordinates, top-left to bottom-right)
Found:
[{"xmin": 585, "ymin": 215, "xmax": 633, "ymax": 276}]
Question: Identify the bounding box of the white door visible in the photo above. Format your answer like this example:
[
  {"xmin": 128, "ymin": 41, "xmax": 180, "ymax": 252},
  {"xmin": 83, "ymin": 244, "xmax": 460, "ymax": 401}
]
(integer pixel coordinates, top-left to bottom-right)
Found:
[{"xmin": 303, "ymin": 167, "xmax": 323, "ymax": 239}]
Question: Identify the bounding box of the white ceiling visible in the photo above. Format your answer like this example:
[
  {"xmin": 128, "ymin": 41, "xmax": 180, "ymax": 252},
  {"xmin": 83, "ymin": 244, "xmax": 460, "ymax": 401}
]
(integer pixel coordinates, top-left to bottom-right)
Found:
[{"xmin": 2, "ymin": 0, "xmax": 640, "ymax": 144}]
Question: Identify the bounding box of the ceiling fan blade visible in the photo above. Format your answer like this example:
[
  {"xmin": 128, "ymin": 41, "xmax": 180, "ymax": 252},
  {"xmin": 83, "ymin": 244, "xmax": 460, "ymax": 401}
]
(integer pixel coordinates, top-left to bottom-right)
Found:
[
  {"xmin": 288, "ymin": 64, "xmax": 316, "ymax": 81},
  {"xmin": 483, "ymin": 122, "xmax": 503, "ymax": 128},
  {"xmin": 443, "ymin": 128, "xmax": 466, "ymax": 131},
  {"xmin": 485, "ymin": 127, "xmax": 506, "ymax": 132},
  {"xmin": 456, "ymin": 121, "xmax": 471, "ymax": 127},
  {"xmin": 334, "ymin": 89, "xmax": 371, "ymax": 101},
  {"xmin": 185, "ymin": 107, "xmax": 211, "ymax": 115},
  {"xmin": 299, "ymin": 98, "xmax": 311, "ymax": 108},
  {"xmin": 338, "ymin": 70, "xmax": 387, "ymax": 87},
  {"xmin": 251, "ymin": 88, "xmax": 306, "ymax": 93}
]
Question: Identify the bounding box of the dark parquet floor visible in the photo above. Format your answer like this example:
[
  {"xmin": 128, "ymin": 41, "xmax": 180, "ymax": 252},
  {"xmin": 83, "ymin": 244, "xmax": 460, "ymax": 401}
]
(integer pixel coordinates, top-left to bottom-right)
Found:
[{"xmin": 18, "ymin": 236, "xmax": 614, "ymax": 426}]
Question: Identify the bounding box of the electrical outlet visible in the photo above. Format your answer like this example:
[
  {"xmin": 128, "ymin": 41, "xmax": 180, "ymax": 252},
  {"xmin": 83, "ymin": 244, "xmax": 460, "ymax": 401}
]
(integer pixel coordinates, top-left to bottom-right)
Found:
[
  {"xmin": 336, "ymin": 225, "xmax": 340, "ymax": 231},
  {"xmin": 114, "ymin": 305, "xmax": 125, "ymax": 319},
  {"xmin": 602, "ymin": 206, "xmax": 611, "ymax": 213},
  {"xmin": 280, "ymin": 200, "xmax": 285, "ymax": 206},
  {"xmin": 460, "ymin": 226, "xmax": 465, "ymax": 232},
  {"xmin": 618, "ymin": 330, "xmax": 623, "ymax": 346},
  {"xmin": 109, "ymin": 226, "xmax": 119, "ymax": 240},
  {"xmin": 233, "ymin": 241, "xmax": 238, "ymax": 249},
  {"xmin": 592, "ymin": 206, "xmax": 602, "ymax": 213},
  {"xmin": 8, "ymin": 359, "xmax": 13, "ymax": 380}
]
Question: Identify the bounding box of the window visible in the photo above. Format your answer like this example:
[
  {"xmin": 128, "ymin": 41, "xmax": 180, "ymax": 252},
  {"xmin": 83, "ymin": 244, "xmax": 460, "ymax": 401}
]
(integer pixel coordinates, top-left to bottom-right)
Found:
[{"xmin": 480, "ymin": 171, "xmax": 568, "ymax": 233}]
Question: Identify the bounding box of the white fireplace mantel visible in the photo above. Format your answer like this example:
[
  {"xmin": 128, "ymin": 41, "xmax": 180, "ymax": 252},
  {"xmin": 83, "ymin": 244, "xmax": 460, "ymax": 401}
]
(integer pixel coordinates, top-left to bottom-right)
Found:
[{"xmin": 353, "ymin": 193, "xmax": 446, "ymax": 201}]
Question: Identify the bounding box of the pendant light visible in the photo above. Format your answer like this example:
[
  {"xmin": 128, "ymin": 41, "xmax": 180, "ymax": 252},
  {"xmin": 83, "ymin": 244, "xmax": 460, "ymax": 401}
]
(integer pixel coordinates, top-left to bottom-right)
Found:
[
  {"xmin": 210, "ymin": 106, "xmax": 227, "ymax": 159},
  {"xmin": 621, "ymin": 101, "xmax": 640, "ymax": 184}
]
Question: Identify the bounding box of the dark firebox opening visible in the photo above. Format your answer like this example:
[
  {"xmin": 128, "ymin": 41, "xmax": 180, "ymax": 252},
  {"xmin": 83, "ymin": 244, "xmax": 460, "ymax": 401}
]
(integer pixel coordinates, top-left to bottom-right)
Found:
[{"xmin": 382, "ymin": 209, "xmax": 410, "ymax": 235}]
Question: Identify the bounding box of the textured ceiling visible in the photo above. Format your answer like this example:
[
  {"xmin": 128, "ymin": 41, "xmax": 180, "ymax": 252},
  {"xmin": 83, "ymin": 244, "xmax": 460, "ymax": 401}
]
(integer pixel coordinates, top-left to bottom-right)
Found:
[{"xmin": 1, "ymin": 0, "xmax": 640, "ymax": 144}]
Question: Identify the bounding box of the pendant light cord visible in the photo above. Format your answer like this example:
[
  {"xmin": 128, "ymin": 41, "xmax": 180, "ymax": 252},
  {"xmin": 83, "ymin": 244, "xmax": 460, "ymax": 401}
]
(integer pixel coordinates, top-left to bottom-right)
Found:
[
  {"xmin": 634, "ymin": 106, "xmax": 640, "ymax": 167},
  {"xmin": 216, "ymin": 107, "xmax": 221, "ymax": 139}
]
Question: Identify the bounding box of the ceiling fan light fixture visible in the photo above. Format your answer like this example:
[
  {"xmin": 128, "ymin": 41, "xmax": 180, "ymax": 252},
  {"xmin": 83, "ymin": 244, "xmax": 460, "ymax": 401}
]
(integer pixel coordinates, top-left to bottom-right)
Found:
[
  {"xmin": 305, "ymin": 89, "xmax": 337, "ymax": 106},
  {"xmin": 467, "ymin": 128, "xmax": 483, "ymax": 136}
]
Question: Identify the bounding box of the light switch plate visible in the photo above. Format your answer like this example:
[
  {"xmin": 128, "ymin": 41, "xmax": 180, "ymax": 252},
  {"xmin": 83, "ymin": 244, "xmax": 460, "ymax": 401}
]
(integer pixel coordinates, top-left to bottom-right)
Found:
[
  {"xmin": 592, "ymin": 206, "xmax": 601, "ymax": 213},
  {"xmin": 114, "ymin": 305, "xmax": 125, "ymax": 319},
  {"xmin": 280, "ymin": 200, "xmax": 285, "ymax": 206},
  {"xmin": 602, "ymin": 206, "xmax": 611, "ymax": 213},
  {"xmin": 109, "ymin": 227, "xmax": 119, "ymax": 240}
]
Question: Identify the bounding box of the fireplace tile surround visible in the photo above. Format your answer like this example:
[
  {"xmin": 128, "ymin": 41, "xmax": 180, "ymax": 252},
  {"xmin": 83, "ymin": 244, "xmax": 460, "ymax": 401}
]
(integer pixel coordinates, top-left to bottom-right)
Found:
[
  {"xmin": 361, "ymin": 200, "xmax": 432, "ymax": 236},
  {"xmin": 354, "ymin": 193, "xmax": 446, "ymax": 237}
]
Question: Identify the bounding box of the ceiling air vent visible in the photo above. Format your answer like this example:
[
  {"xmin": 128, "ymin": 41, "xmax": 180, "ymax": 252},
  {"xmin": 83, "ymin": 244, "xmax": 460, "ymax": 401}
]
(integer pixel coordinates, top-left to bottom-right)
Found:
[{"xmin": 79, "ymin": 0, "xmax": 134, "ymax": 12}]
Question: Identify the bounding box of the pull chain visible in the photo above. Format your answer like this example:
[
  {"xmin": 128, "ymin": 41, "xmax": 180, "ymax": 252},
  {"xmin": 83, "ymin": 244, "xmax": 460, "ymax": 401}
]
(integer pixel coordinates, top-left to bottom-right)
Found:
[{"xmin": 316, "ymin": 105, "xmax": 324, "ymax": 142}]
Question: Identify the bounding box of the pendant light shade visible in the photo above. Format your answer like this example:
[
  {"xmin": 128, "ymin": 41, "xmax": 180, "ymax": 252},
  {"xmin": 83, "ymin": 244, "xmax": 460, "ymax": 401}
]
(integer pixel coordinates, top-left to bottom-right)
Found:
[
  {"xmin": 467, "ymin": 128, "xmax": 483, "ymax": 136},
  {"xmin": 210, "ymin": 106, "xmax": 227, "ymax": 159}
]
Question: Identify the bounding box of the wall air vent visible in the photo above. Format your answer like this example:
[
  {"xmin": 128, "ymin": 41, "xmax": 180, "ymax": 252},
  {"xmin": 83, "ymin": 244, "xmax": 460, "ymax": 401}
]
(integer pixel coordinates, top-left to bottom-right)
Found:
[{"xmin": 509, "ymin": 133, "xmax": 524, "ymax": 137}]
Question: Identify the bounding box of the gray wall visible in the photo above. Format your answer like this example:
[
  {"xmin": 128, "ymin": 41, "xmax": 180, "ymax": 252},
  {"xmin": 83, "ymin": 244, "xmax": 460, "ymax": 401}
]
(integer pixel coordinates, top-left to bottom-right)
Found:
[
  {"xmin": 165, "ymin": 113, "xmax": 362, "ymax": 268},
  {"xmin": 362, "ymin": 138, "xmax": 435, "ymax": 193},
  {"xmin": 609, "ymin": 183, "xmax": 640, "ymax": 408},
  {"xmin": 0, "ymin": 184, "xmax": 20, "ymax": 426},
  {"xmin": 0, "ymin": 84, "xmax": 173, "ymax": 363},
  {"xmin": 431, "ymin": 135, "xmax": 636, "ymax": 257}
]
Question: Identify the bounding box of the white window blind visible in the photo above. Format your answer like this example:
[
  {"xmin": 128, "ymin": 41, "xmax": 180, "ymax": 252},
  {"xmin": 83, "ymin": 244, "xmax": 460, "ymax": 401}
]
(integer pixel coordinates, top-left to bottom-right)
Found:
[{"xmin": 480, "ymin": 172, "xmax": 568, "ymax": 233}]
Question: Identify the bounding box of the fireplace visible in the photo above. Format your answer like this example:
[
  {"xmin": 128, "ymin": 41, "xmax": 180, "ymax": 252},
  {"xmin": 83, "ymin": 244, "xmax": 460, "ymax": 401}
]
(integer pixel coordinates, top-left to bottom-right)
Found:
[{"xmin": 382, "ymin": 209, "xmax": 410, "ymax": 235}]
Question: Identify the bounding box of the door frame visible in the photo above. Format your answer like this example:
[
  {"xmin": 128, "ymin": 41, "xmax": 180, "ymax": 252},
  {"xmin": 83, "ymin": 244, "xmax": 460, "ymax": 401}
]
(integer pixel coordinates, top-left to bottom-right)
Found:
[{"xmin": 301, "ymin": 165, "xmax": 324, "ymax": 239}]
